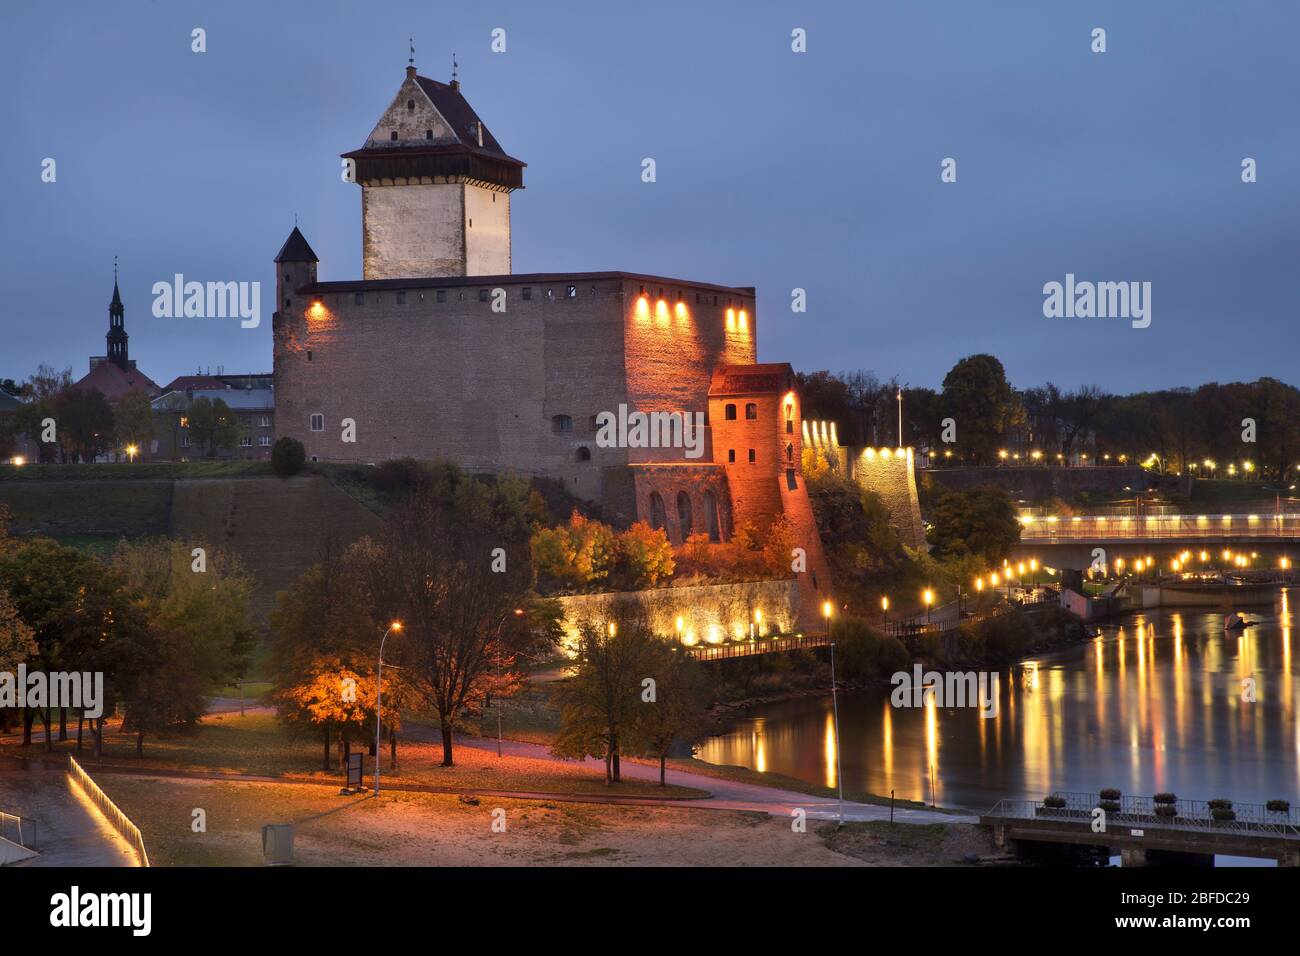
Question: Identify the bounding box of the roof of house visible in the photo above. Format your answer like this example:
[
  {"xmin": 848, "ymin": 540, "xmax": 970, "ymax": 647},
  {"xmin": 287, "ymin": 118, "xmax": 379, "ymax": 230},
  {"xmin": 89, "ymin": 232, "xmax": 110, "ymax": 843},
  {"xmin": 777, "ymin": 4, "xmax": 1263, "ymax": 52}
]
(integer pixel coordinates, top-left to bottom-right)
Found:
[
  {"xmin": 153, "ymin": 387, "xmax": 274, "ymax": 412},
  {"xmin": 161, "ymin": 375, "xmax": 228, "ymax": 393},
  {"xmin": 708, "ymin": 363, "xmax": 796, "ymax": 397},
  {"xmin": 0, "ymin": 392, "xmax": 22, "ymax": 413},
  {"xmin": 70, "ymin": 361, "xmax": 160, "ymax": 404},
  {"xmin": 415, "ymin": 75, "xmax": 513, "ymax": 159}
]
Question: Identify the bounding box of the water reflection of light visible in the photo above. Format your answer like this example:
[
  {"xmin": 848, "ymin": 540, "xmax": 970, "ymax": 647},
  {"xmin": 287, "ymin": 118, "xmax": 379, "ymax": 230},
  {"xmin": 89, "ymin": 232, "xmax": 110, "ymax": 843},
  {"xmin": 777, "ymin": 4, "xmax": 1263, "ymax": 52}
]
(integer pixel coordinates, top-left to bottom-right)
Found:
[
  {"xmin": 882, "ymin": 700, "xmax": 893, "ymax": 787},
  {"xmin": 823, "ymin": 711, "xmax": 837, "ymax": 790},
  {"xmin": 925, "ymin": 693, "xmax": 938, "ymax": 799},
  {"xmin": 754, "ymin": 730, "xmax": 766, "ymax": 774}
]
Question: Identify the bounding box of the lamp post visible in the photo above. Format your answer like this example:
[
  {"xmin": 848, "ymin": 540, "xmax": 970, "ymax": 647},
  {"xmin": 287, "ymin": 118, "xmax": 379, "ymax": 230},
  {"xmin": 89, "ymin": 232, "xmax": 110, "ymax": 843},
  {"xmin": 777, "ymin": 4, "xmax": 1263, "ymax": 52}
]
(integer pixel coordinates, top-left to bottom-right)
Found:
[
  {"xmin": 824, "ymin": 600, "xmax": 844, "ymax": 827},
  {"xmin": 880, "ymin": 595, "xmax": 889, "ymax": 628},
  {"xmin": 374, "ymin": 621, "xmax": 402, "ymax": 797},
  {"xmin": 923, "ymin": 588, "xmax": 934, "ymax": 624}
]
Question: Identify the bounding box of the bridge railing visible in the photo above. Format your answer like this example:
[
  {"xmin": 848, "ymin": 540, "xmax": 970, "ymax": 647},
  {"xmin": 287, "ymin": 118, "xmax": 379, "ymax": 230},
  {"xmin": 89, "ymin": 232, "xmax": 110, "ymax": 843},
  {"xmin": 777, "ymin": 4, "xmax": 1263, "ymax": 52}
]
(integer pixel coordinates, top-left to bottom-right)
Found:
[
  {"xmin": 986, "ymin": 792, "xmax": 1300, "ymax": 838},
  {"xmin": 1020, "ymin": 513, "xmax": 1300, "ymax": 541},
  {"xmin": 0, "ymin": 810, "xmax": 34, "ymax": 848}
]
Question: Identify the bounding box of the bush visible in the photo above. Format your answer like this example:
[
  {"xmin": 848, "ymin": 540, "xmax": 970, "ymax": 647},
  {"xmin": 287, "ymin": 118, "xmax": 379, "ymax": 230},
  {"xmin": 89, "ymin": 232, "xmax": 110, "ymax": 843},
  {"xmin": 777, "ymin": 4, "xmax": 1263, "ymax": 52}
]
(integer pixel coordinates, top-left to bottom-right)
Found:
[
  {"xmin": 1154, "ymin": 805, "xmax": 1177, "ymax": 818},
  {"xmin": 832, "ymin": 616, "xmax": 908, "ymax": 682},
  {"xmin": 1211, "ymin": 808, "xmax": 1236, "ymax": 821},
  {"xmin": 1153, "ymin": 792, "xmax": 1177, "ymax": 804},
  {"xmin": 271, "ymin": 436, "xmax": 306, "ymax": 477},
  {"xmin": 1208, "ymin": 798, "xmax": 1233, "ymax": 810},
  {"xmin": 1099, "ymin": 800, "xmax": 1121, "ymax": 813},
  {"xmin": 1267, "ymin": 800, "xmax": 1291, "ymax": 813},
  {"xmin": 1042, "ymin": 795, "xmax": 1066, "ymax": 809},
  {"xmin": 1099, "ymin": 788, "xmax": 1122, "ymax": 800}
]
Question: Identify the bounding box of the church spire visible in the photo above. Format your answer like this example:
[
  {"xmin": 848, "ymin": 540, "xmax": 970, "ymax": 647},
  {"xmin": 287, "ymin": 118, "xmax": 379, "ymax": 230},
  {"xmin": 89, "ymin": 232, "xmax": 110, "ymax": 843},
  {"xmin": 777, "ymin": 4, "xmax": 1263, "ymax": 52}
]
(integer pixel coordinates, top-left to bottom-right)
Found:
[{"xmin": 107, "ymin": 257, "xmax": 128, "ymax": 371}]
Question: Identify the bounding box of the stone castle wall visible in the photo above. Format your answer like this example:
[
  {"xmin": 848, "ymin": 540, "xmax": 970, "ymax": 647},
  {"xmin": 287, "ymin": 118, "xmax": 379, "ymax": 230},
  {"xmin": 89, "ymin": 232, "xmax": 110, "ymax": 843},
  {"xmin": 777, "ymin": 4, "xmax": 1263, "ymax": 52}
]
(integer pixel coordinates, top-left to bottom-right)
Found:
[
  {"xmin": 553, "ymin": 577, "xmax": 800, "ymax": 653},
  {"xmin": 849, "ymin": 447, "xmax": 927, "ymax": 551}
]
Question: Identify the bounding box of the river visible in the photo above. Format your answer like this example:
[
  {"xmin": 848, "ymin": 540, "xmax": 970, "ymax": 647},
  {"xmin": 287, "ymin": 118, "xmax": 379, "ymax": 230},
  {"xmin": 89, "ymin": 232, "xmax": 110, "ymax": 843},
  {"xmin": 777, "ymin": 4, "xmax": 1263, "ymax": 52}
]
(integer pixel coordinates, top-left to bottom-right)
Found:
[{"xmin": 698, "ymin": 594, "xmax": 1299, "ymax": 819}]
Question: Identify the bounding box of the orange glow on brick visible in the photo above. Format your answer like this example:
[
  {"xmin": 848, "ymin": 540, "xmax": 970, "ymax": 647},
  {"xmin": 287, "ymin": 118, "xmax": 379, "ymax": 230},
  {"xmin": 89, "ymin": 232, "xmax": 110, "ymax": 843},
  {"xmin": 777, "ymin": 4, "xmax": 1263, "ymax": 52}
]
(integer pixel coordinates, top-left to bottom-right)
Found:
[
  {"xmin": 635, "ymin": 295, "xmax": 650, "ymax": 320},
  {"xmin": 725, "ymin": 307, "xmax": 736, "ymax": 329},
  {"xmin": 309, "ymin": 301, "xmax": 325, "ymax": 319},
  {"xmin": 655, "ymin": 299, "xmax": 670, "ymax": 324},
  {"xmin": 674, "ymin": 301, "xmax": 688, "ymax": 321},
  {"xmin": 738, "ymin": 309, "xmax": 748, "ymax": 330}
]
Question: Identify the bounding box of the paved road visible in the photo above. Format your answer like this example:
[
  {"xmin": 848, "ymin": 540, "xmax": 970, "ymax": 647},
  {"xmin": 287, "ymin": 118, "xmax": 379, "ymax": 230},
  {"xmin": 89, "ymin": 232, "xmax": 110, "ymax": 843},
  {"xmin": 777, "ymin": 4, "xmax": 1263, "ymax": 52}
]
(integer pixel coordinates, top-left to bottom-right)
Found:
[
  {"xmin": 405, "ymin": 725, "xmax": 974, "ymax": 825},
  {"xmin": 0, "ymin": 756, "xmax": 137, "ymax": 867}
]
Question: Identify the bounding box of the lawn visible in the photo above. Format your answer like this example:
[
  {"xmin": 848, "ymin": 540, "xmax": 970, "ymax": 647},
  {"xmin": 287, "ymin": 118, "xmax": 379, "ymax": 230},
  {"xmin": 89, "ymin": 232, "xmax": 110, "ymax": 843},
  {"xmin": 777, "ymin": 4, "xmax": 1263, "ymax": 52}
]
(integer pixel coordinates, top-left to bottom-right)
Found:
[{"xmin": 1, "ymin": 711, "xmax": 704, "ymax": 800}]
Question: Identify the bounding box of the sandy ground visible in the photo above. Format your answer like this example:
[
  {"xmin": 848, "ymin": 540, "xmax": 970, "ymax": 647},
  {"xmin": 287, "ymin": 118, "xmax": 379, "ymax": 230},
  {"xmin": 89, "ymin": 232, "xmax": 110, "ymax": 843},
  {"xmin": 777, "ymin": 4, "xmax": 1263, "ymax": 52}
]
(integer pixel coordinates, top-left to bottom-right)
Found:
[{"xmin": 95, "ymin": 774, "xmax": 995, "ymax": 867}]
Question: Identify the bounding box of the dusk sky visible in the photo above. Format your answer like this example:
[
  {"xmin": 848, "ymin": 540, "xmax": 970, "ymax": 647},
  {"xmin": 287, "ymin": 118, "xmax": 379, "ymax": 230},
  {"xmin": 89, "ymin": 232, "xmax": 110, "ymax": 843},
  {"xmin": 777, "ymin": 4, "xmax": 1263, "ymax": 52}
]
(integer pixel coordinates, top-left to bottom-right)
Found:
[{"xmin": 3, "ymin": 0, "xmax": 1297, "ymax": 392}]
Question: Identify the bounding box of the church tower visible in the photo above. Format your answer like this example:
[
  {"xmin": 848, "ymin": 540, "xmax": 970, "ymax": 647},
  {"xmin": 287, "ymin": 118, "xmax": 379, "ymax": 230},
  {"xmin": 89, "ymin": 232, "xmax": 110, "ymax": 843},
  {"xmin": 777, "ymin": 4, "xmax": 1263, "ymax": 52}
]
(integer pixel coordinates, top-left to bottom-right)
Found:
[
  {"xmin": 342, "ymin": 54, "xmax": 525, "ymax": 280},
  {"xmin": 107, "ymin": 265, "xmax": 129, "ymax": 371}
]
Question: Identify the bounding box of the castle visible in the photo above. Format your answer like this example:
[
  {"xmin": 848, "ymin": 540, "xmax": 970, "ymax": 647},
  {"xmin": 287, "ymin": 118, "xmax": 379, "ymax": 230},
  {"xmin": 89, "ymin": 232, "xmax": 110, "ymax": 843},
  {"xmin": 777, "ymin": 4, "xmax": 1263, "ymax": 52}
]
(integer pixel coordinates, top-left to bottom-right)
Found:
[{"xmin": 272, "ymin": 60, "xmax": 833, "ymax": 625}]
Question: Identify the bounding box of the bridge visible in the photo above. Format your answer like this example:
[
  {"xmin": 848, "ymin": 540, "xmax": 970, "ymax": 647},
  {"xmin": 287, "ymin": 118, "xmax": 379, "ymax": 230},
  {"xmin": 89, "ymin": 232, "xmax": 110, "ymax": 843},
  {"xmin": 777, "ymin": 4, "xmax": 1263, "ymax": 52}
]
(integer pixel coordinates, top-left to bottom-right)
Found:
[
  {"xmin": 685, "ymin": 632, "xmax": 831, "ymax": 661},
  {"xmin": 982, "ymin": 791, "xmax": 1300, "ymax": 866},
  {"xmin": 1019, "ymin": 511, "xmax": 1300, "ymax": 543}
]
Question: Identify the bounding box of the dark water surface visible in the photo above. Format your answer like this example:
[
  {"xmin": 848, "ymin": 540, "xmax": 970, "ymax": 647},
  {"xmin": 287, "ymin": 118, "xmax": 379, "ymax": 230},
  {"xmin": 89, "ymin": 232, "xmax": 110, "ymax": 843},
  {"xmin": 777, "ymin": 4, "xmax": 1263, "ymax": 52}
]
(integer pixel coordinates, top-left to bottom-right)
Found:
[{"xmin": 699, "ymin": 594, "xmax": 1299, "ymax": 816}]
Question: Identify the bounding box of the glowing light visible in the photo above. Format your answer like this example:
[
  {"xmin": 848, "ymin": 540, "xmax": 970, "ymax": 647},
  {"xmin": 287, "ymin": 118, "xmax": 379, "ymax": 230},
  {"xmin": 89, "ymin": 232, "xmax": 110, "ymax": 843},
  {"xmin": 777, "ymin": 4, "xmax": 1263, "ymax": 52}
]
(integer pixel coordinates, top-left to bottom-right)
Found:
[
  {"xmin": 674, "ymin": 301, "xmax": 688, "ymax": 321},
  {"xmin": 922, "ymin": 588, "xmax": 934, "ymax": 606},
  {"xmin": 10, "ymin": 456, "xmax": 25, "ymax": 467},
  {"xmin": 975, "ymin": 578, "xmax": 984, "ymax": 592},
  {"xmin": 725, "ymin": 307, "xmax": 736, "ymax": 329},
  {"xmin": 391, "ymin": 621, "xmax": 403, "ymax": 631},
  {"xmin": 607, "ymin": 621, "xmax": 617, "ymax": 638},
  {"xmin": 125, "ymin": 444, "xmax": 138, "ymax": 462},
  {"xmin": 636, "ymin": 296, "xmax": 650, "ymax": 320},
  {"xmin": 654, "ymin": 299, "xmax": 670, "ymax": 324},
  {"xmin": 880, "ymin": 596, "xmax": 890, "ymax": 612},
  {"xmin": 737, "ymin": 309, "xmax": 748, "ymax": 330},
  {"xmin": 821, "ymin": 600, "xmax": 833, "ymax": 621},
  {"xmin": 309, "ymin": 300, "xmax": 325, "ymax": 319}
]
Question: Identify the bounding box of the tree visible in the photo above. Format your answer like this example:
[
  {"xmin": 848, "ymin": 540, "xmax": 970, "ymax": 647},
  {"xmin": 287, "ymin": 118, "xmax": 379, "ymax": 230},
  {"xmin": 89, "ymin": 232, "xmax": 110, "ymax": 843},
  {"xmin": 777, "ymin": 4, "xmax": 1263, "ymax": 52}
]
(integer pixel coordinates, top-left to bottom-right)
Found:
[
  {"xmin": 941, "ymin": 355, "xmax": 1022, "ymax": 465},
  {"xmin": 625, "ymin": 641, "xmax": 709, "ymax": 785},
  {"xmin": 53, "ymin": 387, "xmax": 114, "ymax": 462},
  {"xmin": 271, "ymin": 436, "xmax": 306, "ymax": 476},
  {"xmin": 927, "ymin": 486, "xmax": 1021, "ymax": 564},
  {"xmin": 618, "ymin": 521, "xmax": 675, "ymax": 588},
  {"xmin": 270, "ymin": 549, "xmax": 389, "ymax": 769},
  {"xmin": 351, "ymin": 463, "xmax": 549, "ymax": 766},
  {"xmin": 552, "ymin": 612, "xmax": 660, "ymax": 784},
  {"xmin": 113, "ymin": 389, "xmax": 155, "ymax": 457},
  {"xmin": 188, "ymin": 396, "xmax": 240, "ymax": 457},
  {"xmin": 110, "ymin": 539, "xmax": 257, "ymax": 753},
  {"xmin": 15, "ymin": 365, "xmax": 71, "ymax": 463}
]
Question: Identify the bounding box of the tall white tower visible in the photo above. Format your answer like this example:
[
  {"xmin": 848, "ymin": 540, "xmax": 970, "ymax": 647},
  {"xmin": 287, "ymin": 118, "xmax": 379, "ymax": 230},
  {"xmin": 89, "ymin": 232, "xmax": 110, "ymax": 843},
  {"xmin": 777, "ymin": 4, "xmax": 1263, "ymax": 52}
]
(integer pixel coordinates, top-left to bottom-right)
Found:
[{"xmin": 343, "ymin": 59, "xmax": 526, "ymax": 279}]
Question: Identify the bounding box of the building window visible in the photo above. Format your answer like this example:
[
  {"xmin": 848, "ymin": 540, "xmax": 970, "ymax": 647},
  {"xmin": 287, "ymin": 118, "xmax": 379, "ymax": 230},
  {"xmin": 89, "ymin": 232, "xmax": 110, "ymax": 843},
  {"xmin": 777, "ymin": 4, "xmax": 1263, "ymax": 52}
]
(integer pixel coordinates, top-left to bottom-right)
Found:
[
  {"xmin": 181, "ymin": 434, "xmax": 191, "ymax": 448},
  {"xmin": 179, "ymin": 416, "xmax": 189, "ymax": 429},
  {"xmin": 396, "ymin": 291, "xmax": 406, "ymax": 304},
  {"xmin": 745, "ymin": 403, "xmax": 758, "ymax": 420},
  {"xmin": 425, "ymin": 129, "xmax": 433, "ymax": 140},
  {"xmin": 239, "ymin": 436, "xmax": 252, "ymax": 448},
  {"xmin": 786, "ymin": 442, "xmax": 794, "ymax": 463},
  {"xmin": 649, "ymin": 492, "xmax": 667, "ymax": 533},
  {"xmin": 259, "ymin": 415, "xmax": 271, "ymax": 428},
  {"xmin": 727, "ymin": 449, "xmax": 735, "ymax": 463},
  {"xmin": 390, "ymin": 131, "xmax": 398, "ymax": 141},
  {"xmin": 551, "ymin": 414, "xmax": 573, "ymax": 433},
  {"xmin": 522, "ymin": 287, "xmax": 532, "ymax": 300},
  {"xmin": 565, "ymin": 285, "xmax": 576, "ymax": 298},
  {"xmin": 307, "ymin": 350, "xmax": 313, "ymax": 362},
  {"xmin": 545, "ymin": 288, "xmax": 554, "ymax": 299},
  {"xmin": 479, "ymin": 289, "xmax": 489, "ymax": 302},
  {"xmin": 436, "ymin": 289, "xmax": 446, "ymax": 303},
  {"xmin": 407, "ymin": 99, "xmax": 415, "ymax": 110},
  {"xmin": 748, "ymin": 449, "xmax": 756, "ymax": 463},
  {"xmin": 258, "ymin": 435, "xmax": 272, "ymax": 447},
  {"xmin": 575, "ymin": 446, "xmax": 591, "ymax": 462},
  {"xmin": 354, "ymin": 292, "xmax": 364, "ymax": 305},
  {"xmin": 310, "ymin": 414, "xmax": 324, "ymax": 432},
  {"xmin": 724, "ymin": 404, "xmax": 737, "ymax": 421},
  {"xmin": 703, "ymin": 491, "xmax": 721, "ymax": 543},
  {"xmin": 284, "ymin": 298, "xmax": 291, "ymax": 309},
  {"xmin": 676, "ymin": 492, "xmax": 693, "ymax": 541},
  {"xmin": 786, "ymin": 419, "xmax": 794, "ymax": 434}
]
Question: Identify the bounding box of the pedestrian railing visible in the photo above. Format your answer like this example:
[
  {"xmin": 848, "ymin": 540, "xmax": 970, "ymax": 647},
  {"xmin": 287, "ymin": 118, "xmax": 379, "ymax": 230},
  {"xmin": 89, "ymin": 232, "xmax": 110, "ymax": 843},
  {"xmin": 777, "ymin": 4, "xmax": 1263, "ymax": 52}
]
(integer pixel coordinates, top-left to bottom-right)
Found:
[
  {"xmin": 67, "ymin": 755, "xmax": 150, "ymax": 867},
  {"xmin": 0, "ymin": 810, "xmax": 34, "ymax": 848},
  {"xmin": 986, "ymin": 792, "xmax": 1300, "ymax": 839}
]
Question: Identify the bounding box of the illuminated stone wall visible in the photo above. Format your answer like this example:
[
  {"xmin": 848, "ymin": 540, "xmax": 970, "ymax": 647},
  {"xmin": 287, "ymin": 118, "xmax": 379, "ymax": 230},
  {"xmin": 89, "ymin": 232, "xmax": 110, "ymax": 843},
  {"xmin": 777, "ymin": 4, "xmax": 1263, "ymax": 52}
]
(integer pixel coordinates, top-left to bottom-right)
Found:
[
  {"xmin": 553, "ymin": 578, "xmax": 800, "ymax": 654},
  {"xmin": 850, "ymin": 447, "xmax": 927, "ymax": 551}
]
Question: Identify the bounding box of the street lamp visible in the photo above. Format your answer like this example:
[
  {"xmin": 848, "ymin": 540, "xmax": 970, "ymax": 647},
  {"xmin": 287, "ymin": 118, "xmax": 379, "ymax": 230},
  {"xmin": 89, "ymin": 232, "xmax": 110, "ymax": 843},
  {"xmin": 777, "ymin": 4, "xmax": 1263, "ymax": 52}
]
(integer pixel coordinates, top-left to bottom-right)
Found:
[
  {"xmin": 880, "ymin": 595, "xmax": 890, "ymax": 628},
  {"xmin": 374, "ymin": 621, "xmax": 402, "ymax": 797},
  {"xmin": 125, "ymin": 444, "xmax": 138, "ymax": 463},
  {"xmin": 923, "ymin": 588, "xmax": 934, "ymax": 623}
]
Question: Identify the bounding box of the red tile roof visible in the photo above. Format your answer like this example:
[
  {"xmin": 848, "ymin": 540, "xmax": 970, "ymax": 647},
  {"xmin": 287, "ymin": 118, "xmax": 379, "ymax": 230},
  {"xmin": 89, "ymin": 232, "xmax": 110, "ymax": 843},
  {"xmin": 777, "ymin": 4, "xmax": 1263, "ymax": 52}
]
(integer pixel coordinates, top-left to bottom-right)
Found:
[{"xmin": 71, "ymin": 362, "xmax": 160, "ymax": 404}]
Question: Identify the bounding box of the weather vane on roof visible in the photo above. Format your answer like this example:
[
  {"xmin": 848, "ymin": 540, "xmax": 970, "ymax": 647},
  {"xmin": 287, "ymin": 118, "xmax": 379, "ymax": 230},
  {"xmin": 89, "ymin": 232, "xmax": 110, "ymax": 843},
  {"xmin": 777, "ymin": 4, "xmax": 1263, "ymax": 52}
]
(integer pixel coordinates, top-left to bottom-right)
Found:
[
  {"xmin": 452, "ymin": 53, "xmax": 458, "ymax": 84},
  {"xmin": 113, "ymin": 254, "xmax": 118, "ymax": 280},
  {"xmin": 408, "ymin": 37, "xmax": 415, "ymax": 66}
]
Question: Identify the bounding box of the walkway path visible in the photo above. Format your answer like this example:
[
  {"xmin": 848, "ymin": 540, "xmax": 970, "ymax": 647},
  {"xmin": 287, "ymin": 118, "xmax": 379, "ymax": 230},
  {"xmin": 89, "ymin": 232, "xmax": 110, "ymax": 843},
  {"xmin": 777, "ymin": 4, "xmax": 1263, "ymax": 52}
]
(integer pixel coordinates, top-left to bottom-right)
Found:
[{"xmin": 0, "ymin": 756, "xmax": 137, "ymax": 867}]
